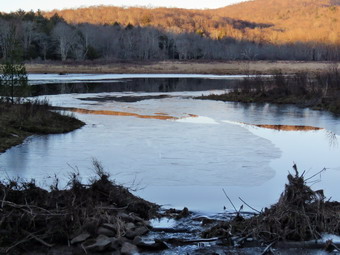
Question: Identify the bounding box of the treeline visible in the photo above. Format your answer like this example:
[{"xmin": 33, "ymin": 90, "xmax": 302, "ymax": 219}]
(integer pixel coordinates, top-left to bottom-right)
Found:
[{"xmin": 0, "ymin": 10, "xmax": 340, "ymax": 62}]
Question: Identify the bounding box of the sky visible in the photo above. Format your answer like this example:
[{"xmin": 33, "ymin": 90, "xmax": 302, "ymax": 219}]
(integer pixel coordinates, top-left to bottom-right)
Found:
[{"xmin": 1, "ymin": 0, "xmax": 248, "ymax": 13}]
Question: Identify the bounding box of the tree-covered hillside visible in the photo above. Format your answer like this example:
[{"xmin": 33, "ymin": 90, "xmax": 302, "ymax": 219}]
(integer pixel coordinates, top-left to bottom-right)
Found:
[{"xmin": 0, "ymin": 1, "xmax": 339, "ymax": 62}]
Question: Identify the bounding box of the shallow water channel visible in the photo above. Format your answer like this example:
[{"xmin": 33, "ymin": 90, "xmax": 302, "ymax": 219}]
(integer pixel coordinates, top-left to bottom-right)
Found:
[{"xmin": 1, "ymin": 74, "xmax": 340, "ymax": 217}]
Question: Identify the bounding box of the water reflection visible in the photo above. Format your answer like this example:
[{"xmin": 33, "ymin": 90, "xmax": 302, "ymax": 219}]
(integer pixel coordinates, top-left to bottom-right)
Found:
[
  {"xmin": 30, "ymin": 78, "xmax": 238, "ymax": 96},
  {"xmin": 225, "ymin": 121, "xmax": 338, "ymax": 146},
  {"xmin": 224, "ymin": 102, "xmax": 340, "ymax": 136},
  {"xmin": 63, "ymin": 107, "xmax": 180, "ymax": 120},
  {"xmin": 1, "ymin": 76, "xmax": 340, "ymax": 214},
  {"xmin": 245, "ymin": 123, "xmax": 323, "ymax": 131}
]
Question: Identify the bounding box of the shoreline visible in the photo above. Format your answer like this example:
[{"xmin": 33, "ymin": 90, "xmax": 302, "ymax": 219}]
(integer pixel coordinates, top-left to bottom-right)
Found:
[
  {"xmin": 197, "ymin": 69, "xmax": 340, "ymax": 114},
  {"xmin": 25, "ymin": 60, "xmax": 340, "ymax": 75},
  {"xmin": 0, "ymin": 102, "xmax": 84, "ymax": 153}
]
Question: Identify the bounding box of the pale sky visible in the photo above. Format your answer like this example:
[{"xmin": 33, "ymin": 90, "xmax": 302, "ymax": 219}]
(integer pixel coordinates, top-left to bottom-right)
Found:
[{"xmin": 1, "ymin": 0, "xmax": 247, "ymax": 13}]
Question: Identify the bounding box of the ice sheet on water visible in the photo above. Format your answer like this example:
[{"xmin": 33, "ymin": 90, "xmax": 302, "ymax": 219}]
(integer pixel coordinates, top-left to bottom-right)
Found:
[
  {"xmin": 150, "ymin": 218, "xmax": 177, "ymax": 228},
  {"xmin": 27, "ymin": 73, "xmax": 248, "ymax": 85},
  {"xmin": 176, "ymin": 116, "xmax": 219, "ymax": 124},
  {"xmin": 321, "ymin": 233, "xmax": 340, "ymax": 243}
]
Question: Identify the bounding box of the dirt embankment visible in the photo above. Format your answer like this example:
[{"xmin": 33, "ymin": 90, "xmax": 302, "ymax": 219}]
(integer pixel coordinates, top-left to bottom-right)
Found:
[{"xmin": 25, "ymin": 61, "xmax": 340, "ymax": 75}]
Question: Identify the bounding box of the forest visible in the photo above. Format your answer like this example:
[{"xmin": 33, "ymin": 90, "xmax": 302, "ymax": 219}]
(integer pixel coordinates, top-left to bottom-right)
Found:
[{"xmin": 0, "ymin": 0, "xmax": 340, "ymax": 62}]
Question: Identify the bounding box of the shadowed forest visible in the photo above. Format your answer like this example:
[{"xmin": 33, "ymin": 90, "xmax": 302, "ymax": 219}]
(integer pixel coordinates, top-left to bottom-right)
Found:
[{"xmin": 0, "ymin": 0, "xmax": 339, "ymax": 62}]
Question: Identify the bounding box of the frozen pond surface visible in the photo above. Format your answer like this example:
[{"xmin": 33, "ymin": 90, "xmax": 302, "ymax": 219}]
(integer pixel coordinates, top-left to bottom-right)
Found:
[
  {"xmin": 1, "ymin": 75, "xmax": 340, "ymax": 215},
  {"xmin": 27, "ymin": 73, "xmax": 249, "ymax": 85}
]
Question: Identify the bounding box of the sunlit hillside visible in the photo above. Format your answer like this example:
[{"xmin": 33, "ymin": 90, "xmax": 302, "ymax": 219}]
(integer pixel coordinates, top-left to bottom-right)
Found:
[
  {"xmin": 213, "ymin": 0, "xmax": 340, "ymax": 44},
  {"xmin": 43, "ymin": 0, "xmax": 340, "ymax": 44},
  {"xmin": 43, "ymin": 6, "xmax": 270, "ymax": 40}
]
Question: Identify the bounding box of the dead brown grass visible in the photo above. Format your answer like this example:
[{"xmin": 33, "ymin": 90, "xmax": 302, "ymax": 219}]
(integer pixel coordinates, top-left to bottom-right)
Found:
[{"xmin": 25, "ymin": 61, "xmax": 340, "ymax": 75}]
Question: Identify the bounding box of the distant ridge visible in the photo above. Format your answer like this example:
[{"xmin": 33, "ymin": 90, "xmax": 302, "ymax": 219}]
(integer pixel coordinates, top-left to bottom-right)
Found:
[
  {"xmin": 213, "ymin": 0, "xmax": 340, "ymax": 44},
  {"xmin": 43, "ymin": 0, "xmax": 339, "ymax": 44}
]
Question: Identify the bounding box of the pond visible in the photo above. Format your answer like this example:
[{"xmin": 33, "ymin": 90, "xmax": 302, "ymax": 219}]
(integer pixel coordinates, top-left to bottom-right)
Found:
[{"xmin": 1, "ymin": 74, "xmax": 340, "ymax": 216}]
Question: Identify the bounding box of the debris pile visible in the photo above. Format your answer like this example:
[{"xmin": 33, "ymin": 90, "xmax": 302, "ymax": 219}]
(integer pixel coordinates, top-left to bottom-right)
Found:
[
  {"xmin": 204, "ymin": 166, "xmax": 340, "ymax": 246},
  {"xmin": 0, "ymin": 162, "xmax": 159, "ymax": 254}
]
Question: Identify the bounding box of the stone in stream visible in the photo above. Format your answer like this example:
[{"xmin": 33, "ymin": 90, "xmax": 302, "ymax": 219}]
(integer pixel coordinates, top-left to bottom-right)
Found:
[{"xmin": 136, "ymin": 239, "xmax": 169, "ymax": 251}]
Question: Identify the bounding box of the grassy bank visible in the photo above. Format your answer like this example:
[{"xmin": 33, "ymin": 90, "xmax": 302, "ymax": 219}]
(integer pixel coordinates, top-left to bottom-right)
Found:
[
  {"xmin": 0, "ymin": 100, "xmax": 84, "ymax": 153},
  {"xmin": 197, "ymin": 68, "xmax": 340, "ymax": 114},
  {"xmin": 25, "ymin": 60, "xmax": 340, "ymax": 75}
]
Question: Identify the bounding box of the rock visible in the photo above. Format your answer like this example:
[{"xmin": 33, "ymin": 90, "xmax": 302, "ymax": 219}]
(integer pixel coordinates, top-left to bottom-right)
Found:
[
  {"xmin": 118, "ymin": 213, "xmax": 135, "ymax": 222},
  {"xmin": 136, "ymin": 240, "xmax": 169, "ymax": 251},
  {"xmin": 176, "ymin": 207, "xmax": 190, "ymax": 219},
  {"xmin": 82, "ymin": 219, "xmax": 99, "ymax": 235},
  {"xmin": 70, "ymin": 233, "xmax": 91, "ymax": 245},
  {"xmin": 111, "ymin": 237, "xmax": 128, "ymax": 251},
  {"xmin": 133, "ymin": 236, "xmax": 142, "ymax": 245},
  {"xmin": 126, "ymin": 222, "xmax": 136, "ymax": 230},
  {"xmin": 132, "ymin": 215, "xmax": 146, "ymax": 224},
  {"xmin": 121, "ymin": 242, "xmax": 139, "ymax": 255},
  {"xmin": 125, "ymin": 226, "xmax": 149, "ymax": 239},
  {"xmin": 97, "ymin": 226, "xmax": 116, "ymax": 237},
  {"xmin": 102, "ymin": 223, "xmax": 118, "ymax": 232},
  {"xmin": 201, "ymin": 217, "xmax": 217, "ymax": 225},
  {"xmin": 82, "ymin": 235, "xmax": 112, "ymax": 252}
]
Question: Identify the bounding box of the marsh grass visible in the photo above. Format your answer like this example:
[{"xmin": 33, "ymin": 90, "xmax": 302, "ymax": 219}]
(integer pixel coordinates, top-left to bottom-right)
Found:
[
  {"xmin": 198, "ymin": 68, "xmax": 340, "ymax": 114},
  {"xmin": 0, "ymin": 99, "xmax": 84, "ymax": 152}
]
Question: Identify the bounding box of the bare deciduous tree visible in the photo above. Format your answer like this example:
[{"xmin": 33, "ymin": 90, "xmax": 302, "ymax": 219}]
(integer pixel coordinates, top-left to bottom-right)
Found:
[{"xmin": 52, "ymin": 22, "xmax": 76, "ymax": 61}]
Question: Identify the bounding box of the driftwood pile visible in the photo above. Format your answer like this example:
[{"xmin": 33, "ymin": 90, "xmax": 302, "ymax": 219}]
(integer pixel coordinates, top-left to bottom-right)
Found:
[
  {"xmin": 203, "ymin": 165, "xmax": 340, "ymax": 251},
  {"xmin": 0, "ymin": 162, "xmax": 159, "ymax": 254}
]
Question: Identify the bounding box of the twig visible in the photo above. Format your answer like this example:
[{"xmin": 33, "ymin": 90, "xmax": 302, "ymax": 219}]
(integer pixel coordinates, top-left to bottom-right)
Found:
[
  {"xmin": 24, "ymin": 231, "xmax": 54, "ymax": 248},
  {"xmin": 305, "ymin": 168, "xmax": 326, "ymax": 182},
  {"xmin": 161, "ymin": 237, "xmax": 219, "ymax": 245},
  {"xmin": 222, "ymin": 188, "xmax": 237, "ymax": 213},
  {"xmin": 238, "ymin": 197, "xmax": 261, "ymax": 214},
  {"xmin": 261, "ymin": 241, "xmax": 276, "ymax": 255},
  {"xmin": 81, "ymin": 242, "xmax": 88, "ymax": 254},
  {"xmin": 1, "ymin": 187, "xmax": 6, "ymax": 208},
  {"xmin": 96, "ymin": 206, "xmax": 128, "ymax": 210},
  {"xmin": 6, "ymin": 235, "xmax": 34, "ymax": 253}
]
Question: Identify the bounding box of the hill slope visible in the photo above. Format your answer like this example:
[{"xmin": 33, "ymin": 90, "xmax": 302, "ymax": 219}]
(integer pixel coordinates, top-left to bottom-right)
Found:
[
  {"xmin": 213, "ymin": 0, "xmax": 340, "ymax": 44},
  {"xmin": 43, "ymin": 0, "xmax": 340, "ymax": 44}
]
